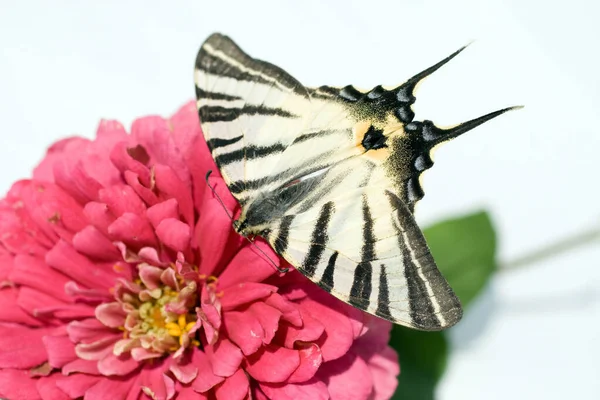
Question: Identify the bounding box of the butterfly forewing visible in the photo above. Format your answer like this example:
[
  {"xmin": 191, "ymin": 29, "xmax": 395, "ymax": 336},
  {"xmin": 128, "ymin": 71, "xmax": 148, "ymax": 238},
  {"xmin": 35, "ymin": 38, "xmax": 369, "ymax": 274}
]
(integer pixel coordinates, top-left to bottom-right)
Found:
[{"xmin": 195, "ymin": 32, "xmax": 517, "ymax": 330}]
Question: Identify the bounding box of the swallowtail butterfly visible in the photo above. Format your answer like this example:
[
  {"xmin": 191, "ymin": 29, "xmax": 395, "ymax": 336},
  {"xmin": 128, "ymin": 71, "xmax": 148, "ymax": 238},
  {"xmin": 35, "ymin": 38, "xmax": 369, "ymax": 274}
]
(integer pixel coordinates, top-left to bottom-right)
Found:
[{"xmin": 194, "ymin": 33, "xmax": 519, "ymax": 330}]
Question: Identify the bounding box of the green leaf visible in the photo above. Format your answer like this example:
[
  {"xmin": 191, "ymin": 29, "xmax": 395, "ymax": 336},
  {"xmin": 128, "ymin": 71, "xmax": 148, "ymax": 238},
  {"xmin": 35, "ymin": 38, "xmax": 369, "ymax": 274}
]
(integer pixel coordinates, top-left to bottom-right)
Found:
[
  {"xmin": 390, "ymin": 326, "xmax": 448, "ymax": 400},
  {"xmin": 390, "ymin": 210, "xmax": 497, "ymax": 399},
  {"xmin": 423, "ymin": 210, "xmax": 497, "ymax": 308}
]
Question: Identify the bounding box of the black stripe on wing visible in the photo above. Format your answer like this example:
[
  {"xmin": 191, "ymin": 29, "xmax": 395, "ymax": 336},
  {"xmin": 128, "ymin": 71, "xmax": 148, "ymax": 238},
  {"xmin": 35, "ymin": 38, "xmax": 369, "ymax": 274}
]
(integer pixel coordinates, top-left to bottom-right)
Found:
[
  {"xmin": 196, "ymin": 33, "xmax": 307, "ymax": 96},
  {"xmin": 302, "ymin": 202, "xmax": 335, "ymax": 277},
  {"xmin": 385, "ymin": 190, "xmax": 462, "ymax": 330},
  {"xmin": 273, "ymin": 215, "xmax": 295, "ymax": 254},
  {"xmin": 349, "ymin": 195, "xmax": 376, "ymax": 310},
  {"xmin": 198, "ymin": 105, "xmax": 298, "ymax": 123},
  {"xmin": 214, "ymin": 143, "xmax": 287, "ymax": 166}
]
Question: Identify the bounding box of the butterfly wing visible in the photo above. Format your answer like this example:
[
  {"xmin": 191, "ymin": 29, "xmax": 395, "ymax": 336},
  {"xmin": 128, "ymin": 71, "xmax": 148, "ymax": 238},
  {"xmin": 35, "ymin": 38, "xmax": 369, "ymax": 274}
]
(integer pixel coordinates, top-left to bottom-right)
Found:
[
  {"xmin": 194, "ymin": 33, "xmax": 313, "ymax": 202},
  {"xmin": 195, "ymin": 33, "xmax": 518, "ymax": 330}
]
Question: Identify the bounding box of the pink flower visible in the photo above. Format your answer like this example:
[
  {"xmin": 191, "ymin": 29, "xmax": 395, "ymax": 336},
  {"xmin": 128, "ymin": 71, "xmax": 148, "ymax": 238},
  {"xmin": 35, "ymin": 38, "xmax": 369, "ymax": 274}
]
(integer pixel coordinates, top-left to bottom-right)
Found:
[{"xmin": 0, "ymin": 102, "xmax": 399, "ymax": 399}]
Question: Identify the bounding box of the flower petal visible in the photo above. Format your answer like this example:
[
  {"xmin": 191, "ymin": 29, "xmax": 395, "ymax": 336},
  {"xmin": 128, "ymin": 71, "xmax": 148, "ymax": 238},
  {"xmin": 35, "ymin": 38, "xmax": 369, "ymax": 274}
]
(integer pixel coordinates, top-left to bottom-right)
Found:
[
  {"xmin": 259, "ymin": 377, "xmax": 329, "ymax": 400},
  {"xmin": 365, "ymin": 346, "xmax": 400, "ymax": 400},
  {"xmin": 43, "ymin": 334, "xmax": 77, "ymax": 368},
  {"xmin": 72, "ymin": 225, "xmax": 120, "ymax": 261},
  {"xmin": 219, "ymin": 282, "xmax": 278, "ymax": 311},
  {"xmin": 36, "ymin": 374, "xmax": 71, "ymax": 400},
  {"xmin": 190, "ymin": 349, "xmax": 225, "ymax": 393},
  {"xmin": 218, "ymin": 240, "xmax": 278, "ymax": 288},
  {"xmin": 95, "ymin": 302, "xmax": 127, "ymax": 328},
  {"xmin": 223, "ymin": 310, "xmax": 264, "ymax": 356},
  {"xmin": 214, "ymin": 368, "xmax": 249, "ymax": 400},
  {"xmin": 0, "ymin": 325, "xmax": 58, "ymax": 369},
  {"xmin": 246, "ymin": 301, "xmax": 282, "ymax": 345},
  {"xmin": 55, "ymin": 373, "xmax": 100, "ymax": 398},
  {"xmin": 0, "ymin": 369, "xmax": 41, "ymax": 400},
  {"xmin": 46, "ymin": 239, "xmax": 117, "ymax": 290},
  {"xmin": 287, "ymin": 343, "xmax": 323, "ymax": 384},
  {"xmin": 140, "ymin": 364, "xmax": 176, "ymax": 400},
  {"xmin": 155, "ymin": 218, "xmax": 191, "ymax": 252},
  {"xmin": 84, "ymin": 373, "xmax": 138, "ymax": 400},
  {"xmin": 204, "ymin": 338, "xmax": 243, "ymax": 378},
  {"xmin": 318, "ymin": 352, "xmax": 374, "ymax": 400},
  {"xmin": 108, "ymin": 212, "xmax": 157, "ymax": 248},
  {"xmin": 245, "ymin": 344, "xmax": 300, "ymax": 383},
  {"xmin": 97, "ymin": 353, "xmax": 140, "ymax": 376}
]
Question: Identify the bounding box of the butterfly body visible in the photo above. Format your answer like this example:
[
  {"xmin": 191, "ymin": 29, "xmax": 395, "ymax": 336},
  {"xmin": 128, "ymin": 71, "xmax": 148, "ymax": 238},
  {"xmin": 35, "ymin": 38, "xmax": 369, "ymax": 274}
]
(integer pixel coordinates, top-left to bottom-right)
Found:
[{"xmin": 195, "ymin": 33, "xmax": 519, "ymax": 330}]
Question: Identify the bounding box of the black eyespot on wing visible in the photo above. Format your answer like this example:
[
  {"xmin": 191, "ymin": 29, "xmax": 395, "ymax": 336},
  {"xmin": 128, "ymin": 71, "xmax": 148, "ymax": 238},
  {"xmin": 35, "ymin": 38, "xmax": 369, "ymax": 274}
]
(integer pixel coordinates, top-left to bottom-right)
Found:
[{"xmin": 361, "ymin": 126, "xmax": 387, "ymax": 151}]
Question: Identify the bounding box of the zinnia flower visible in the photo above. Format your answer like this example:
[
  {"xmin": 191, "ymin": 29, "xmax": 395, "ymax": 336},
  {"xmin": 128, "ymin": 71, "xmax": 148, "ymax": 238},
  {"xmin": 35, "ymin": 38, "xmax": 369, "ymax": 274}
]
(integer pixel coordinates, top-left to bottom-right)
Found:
[{"xmin": 0, "ymin": 101, "xmax": 399, "ymax": 399}]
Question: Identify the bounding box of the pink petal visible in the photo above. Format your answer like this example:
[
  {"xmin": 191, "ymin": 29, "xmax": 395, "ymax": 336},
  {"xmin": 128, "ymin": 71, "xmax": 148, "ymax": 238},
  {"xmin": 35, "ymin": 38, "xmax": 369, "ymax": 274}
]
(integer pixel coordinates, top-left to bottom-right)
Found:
[
  {"xmin": 0, "ymin": 369, "xmax": 41, "ymax": 400},
  {"xmin": 56, "ymin": 373, "xmax": 100, "ymax": 398},
  {"xmin": 169, "ymin": 350, "xmax": 199, "ymax": 384},
  {"xmin": 138, "ymin": 264, "xmax": 164, "ymax": 290},
  {"xmin": 214, "ymin": 368, "xmax": 249, "ymax": 400},
  {"xmin": 178, "ymin": 385, "xmax": 209, "ymax": 400},
  {"xmin": 287, "ymin": 343, "xmax": 323, "ymax": 384},
  {"xmin": 0, "ymin": 288, "xmax": 43, "ymax": 326},
  {"xmin": 33, "ymin": 136, "xmax": 89, "ymax": 182},
  {"xmin": 83, "ymin": 201, "xmax": 116, "ymax": 236},
  {"xmin": 275, "ymin": 308, "xmax": 325, "ymax": 349},
  {"xmin": 124, "ymin": 170, "xmax": 159, "ymax": 206},
  {"xmin": 245, "ymin": 344, "xmax": 300, "ymax": 383},
  {"xmin": 0, "ymin": 325, "xmax": 57, "ymax": 369},
  {"xmin": 140, "ymin": 364, "xmax": 176, "ymax": 400},
  {"xmin": 36, "ymin": 374, "xmax": 71, "ymax": 400},
  {"xmin": 219, "ymin": 282, "xmax": 278, "ymax": 311},
  {"xmin": 259, "ymin": 377, "xmax": 329, "ymax": 400},
  {"xmin": 198, "ymin": 303, "xmax": 221, "ymax": 345},
  {"xmin": 53, "ymin": 158, "xmax": 103, "ymax": 204},
  {"xmin": 365, "ymin": 347, "xmax": 400, "ymax": 400},
  {"xmin": 98, "ymin": 185, "xmax": 147, "ymax": 217},
  {"xmin": 155, "ymin": 218, "xmax": 191, "ymax": 252},
  {"xmin": 75, "ymin": 335, "xmax": 119, "ymax": 361},
  {"xmin": 109, "ymin": 142, "xmax": 152, "ymax": 187},
  {"xmin": 46, "ymin": 239, "xmax": 118, "ymax": 290},
  {"xmin": 43, "ymin": 334, "xmax": 77, "ymax": 368},
  {"xmin": 352, "ymin": 314, "xmax": 393, "ymax": 361},
  {"xmin": 72, "ymin": 225, "xmax": 120, "ymax": 261},
  {"xmin": 62, "ymin": 358, "xmax": 100, "ymax": 375},
  {"xmin": 204, "ymin": 338, "xmax": 243, "ymax": 378},
  {"xmin": 247, "ymin": 301, "xmax": 282, "ymax": 345},
  {"xmin": 9, "ymin": 254, "xmax": 72, "ymax": 302},
  {"xmin": 190, "ymin": 349, "xmax": 225, "ymax": 393},
  {"xmin": 218, "ymin": 240, "xmax": 278, "ymax": 288},
  {"xmin": 108, "ymin": 212, "xmax": 157, "ymax": 248},
  {"xmin": 299, "ymin": 292, "xmax": 355, "ymax": 362},
  {"xmin": 146, "ymin": 198, "xmax": 179, "ymax": 229},
  {"xmin": 153, "ymin": 164, "xmax": 194, "ymax": 226},
  {"xmin": 85, "ymin": 373, "xmax": 138, "ymax": 400},
  {"xmin": 97, "ymin": 353, "xmax": 140, "ymax": 376},
  {"xmin": 264, "ymin": 293, "xmax": 302, "ymax": 327},
  {"xmin": 95, "ymin": 302, "xmax": 127, "ymax": 328},
  {"xmin": 318, "ymin": 352, "xmax": 374, "ymax": 400},
  {"xmin": 130, "ymin": 117, "xmax": 191, "ymax": 187},
  {"xmin": 223, "ymin": 310, "xmax": 264, "ymax": 356},
  {"xmin": 196, "ymin": 189, "xmax": 237, "ymax": 276},
  {"xmin": 67, "ymin": 318, "xmax": 112, "ymax": 344},
  {"xmin": 168, "ymin": 102, "xmax": 215, "ymax": 206}
]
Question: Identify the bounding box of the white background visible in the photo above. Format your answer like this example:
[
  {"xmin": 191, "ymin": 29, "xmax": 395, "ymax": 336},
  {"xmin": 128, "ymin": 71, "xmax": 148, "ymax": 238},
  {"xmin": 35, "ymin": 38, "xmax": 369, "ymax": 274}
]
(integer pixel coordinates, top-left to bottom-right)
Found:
[{"xmin": 1, "ymin": 1, "xmax": 599, "ymax": 399}]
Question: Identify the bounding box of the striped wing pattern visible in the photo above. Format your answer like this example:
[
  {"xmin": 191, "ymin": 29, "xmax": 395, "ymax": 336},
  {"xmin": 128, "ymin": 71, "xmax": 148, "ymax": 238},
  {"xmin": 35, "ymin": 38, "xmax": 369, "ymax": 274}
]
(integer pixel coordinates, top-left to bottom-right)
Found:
[{"xmin": 195, "ymin": 33, "xmax": 517, "ymax": 330}]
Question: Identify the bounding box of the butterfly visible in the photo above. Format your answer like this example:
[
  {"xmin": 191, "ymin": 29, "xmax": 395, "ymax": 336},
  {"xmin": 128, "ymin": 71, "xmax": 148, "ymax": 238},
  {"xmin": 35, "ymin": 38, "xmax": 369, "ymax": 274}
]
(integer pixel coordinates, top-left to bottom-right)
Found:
[{"xmin": 194, "ymin": 33, "xmax": 519, "ymax": 331}]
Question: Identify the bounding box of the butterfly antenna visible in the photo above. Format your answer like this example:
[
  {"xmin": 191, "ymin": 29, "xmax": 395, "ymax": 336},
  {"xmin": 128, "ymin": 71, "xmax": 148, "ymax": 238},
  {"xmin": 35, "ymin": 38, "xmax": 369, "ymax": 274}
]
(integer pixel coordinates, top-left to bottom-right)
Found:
[
  {"xmin": 245, "ymin": 236, "xmax": 289, "ymax": 274},
  {"xmin": 205, "ymin": 170, "xmax": 234, "ymax": 220}
]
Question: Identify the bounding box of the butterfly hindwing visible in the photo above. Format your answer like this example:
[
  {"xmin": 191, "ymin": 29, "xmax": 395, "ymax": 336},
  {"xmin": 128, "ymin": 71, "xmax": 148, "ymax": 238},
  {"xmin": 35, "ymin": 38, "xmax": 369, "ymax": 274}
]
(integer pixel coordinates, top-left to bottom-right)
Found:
[{"xmin": 194, "ymin": 33, "xmax": 518, "ymax": 330}]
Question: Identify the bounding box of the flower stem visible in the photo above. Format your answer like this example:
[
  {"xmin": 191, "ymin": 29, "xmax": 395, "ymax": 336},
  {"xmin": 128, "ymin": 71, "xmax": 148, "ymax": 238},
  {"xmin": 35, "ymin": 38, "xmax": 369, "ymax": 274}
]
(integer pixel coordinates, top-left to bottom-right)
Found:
[{"xmin": 501, "ymin": 225, "xmax": 600, "ymax": 271}]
